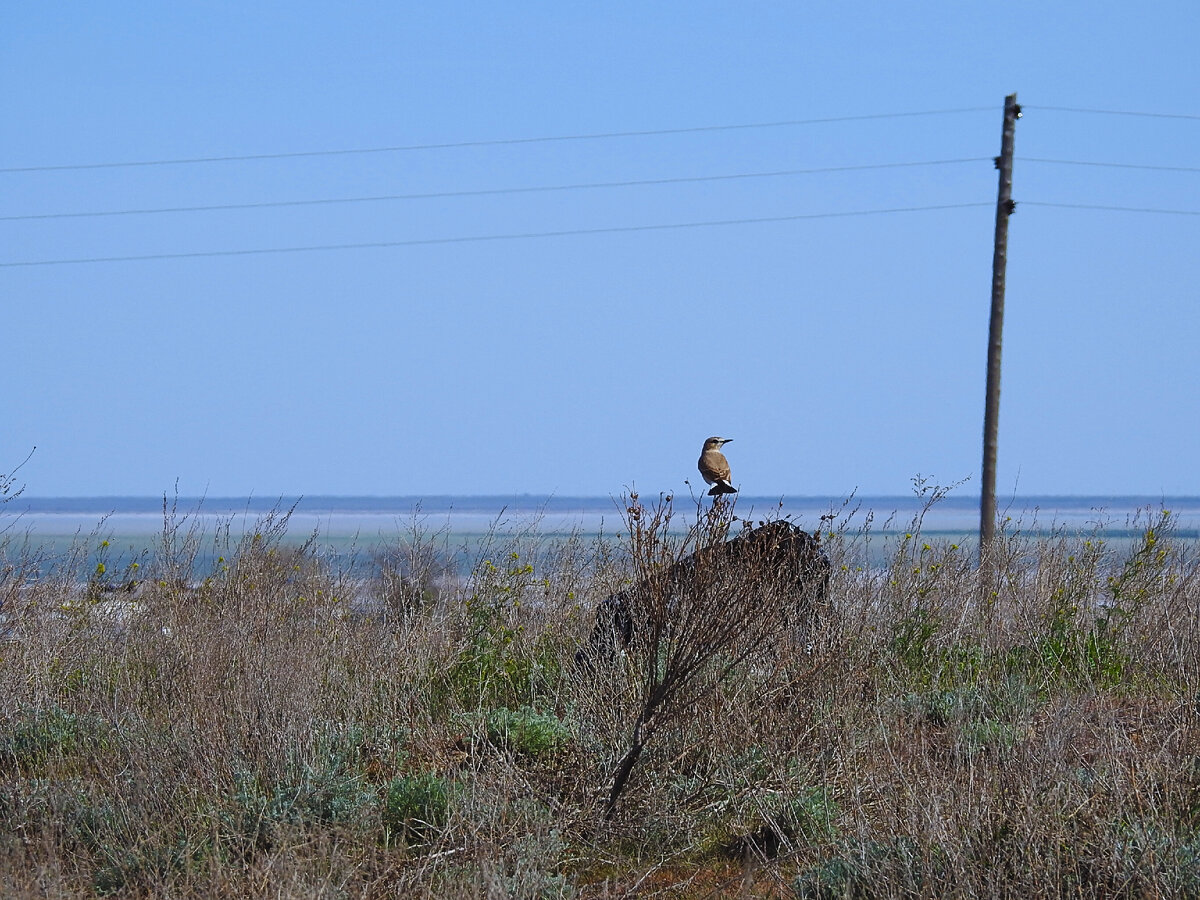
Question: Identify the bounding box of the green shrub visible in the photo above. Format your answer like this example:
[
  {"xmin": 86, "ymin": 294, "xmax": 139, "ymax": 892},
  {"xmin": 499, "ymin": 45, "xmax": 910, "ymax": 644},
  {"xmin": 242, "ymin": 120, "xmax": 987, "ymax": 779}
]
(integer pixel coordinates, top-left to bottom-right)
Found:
[
  {"xmin": 484, "ymin": 706, "xmax": 572, "ymax": 759},
  {"xmin": 440, "ymin": 555, "xmax": 562, "ymax": 711},
  {"xmin": 382, "ymin": 773, "xmax": 450, "ymax": 846},
  {"xmin": 794, "ymin": 838, "xmax": 946, "ymax": 899},
  {"xmin": 778, "ymin": 786, "xmax": 840, "ymax": 845},
  {"xmin": 0, "ymin": 707, "xmax": 112, "ymax": 773},
  {"xmin": 1113, "ymin": 820, "xmax": 1200, "ymax": 895},
  {"xmin": 890, "ymin": 607, "xmax": 939, "ymax": 676},
  {"xmin": 221, "ymin": 727, "xmax": 379, "ymax": 858}
]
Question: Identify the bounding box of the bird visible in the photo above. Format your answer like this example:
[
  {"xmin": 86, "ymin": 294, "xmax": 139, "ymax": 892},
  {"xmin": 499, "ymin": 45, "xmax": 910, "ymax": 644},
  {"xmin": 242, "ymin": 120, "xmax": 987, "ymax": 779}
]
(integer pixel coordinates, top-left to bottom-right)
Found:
[{"xmin": 697, "ymin": 436, "xmax": 737, "ymax": 496}]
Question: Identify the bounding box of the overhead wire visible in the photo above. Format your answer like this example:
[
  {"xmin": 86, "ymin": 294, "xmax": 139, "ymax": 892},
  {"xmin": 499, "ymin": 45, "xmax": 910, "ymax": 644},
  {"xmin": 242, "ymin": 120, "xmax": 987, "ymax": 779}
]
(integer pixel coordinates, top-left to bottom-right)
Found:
[
  {"xmin": 7, "ymin": 105, "xmax": 1197, "ymax": 176},
  {"xmin": 0, "ymin": 157, "xmax": 990, "ymax": 222},
  {"xmin": 1019, "ymin": 157, "xmax": 1200, "ymax": 173},
  {"xmin": 1016, "ymin": 153, "xmax": 1200, "ymax": 216},
  {"xmin": 5, "ymin": 156, "xmax": 1193, "ymax": 223},
  {"xmin": 1020, "ymin": 201, "xmax": 1200, "ymax": 216},
  {"xmin": 1022, "ymin": 105, "xmax": 1200, "ymax": 121},
  {"xmin": 0, "ymin": 202, "xmax": 992, "ymax": 268},
  {"xmin": 0, "ymin": 107, "xmax": 994, "ymax": 174}
]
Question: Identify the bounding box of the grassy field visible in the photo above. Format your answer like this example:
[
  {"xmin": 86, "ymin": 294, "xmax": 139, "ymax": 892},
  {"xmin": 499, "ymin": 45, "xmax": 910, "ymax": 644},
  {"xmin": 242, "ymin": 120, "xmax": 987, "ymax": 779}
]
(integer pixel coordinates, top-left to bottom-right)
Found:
[{"xmin": 0, "ymin": 490, "xmax": 1197, "ymax": 898}]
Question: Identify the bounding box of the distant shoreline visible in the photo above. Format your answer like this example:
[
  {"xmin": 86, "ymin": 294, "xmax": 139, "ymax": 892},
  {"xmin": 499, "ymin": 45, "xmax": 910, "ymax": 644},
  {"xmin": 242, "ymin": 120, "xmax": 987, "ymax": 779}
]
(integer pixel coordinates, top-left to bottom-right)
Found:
[{"xmin": 7, "ymin": 494, "xmax": 1198, "ymax": 540}]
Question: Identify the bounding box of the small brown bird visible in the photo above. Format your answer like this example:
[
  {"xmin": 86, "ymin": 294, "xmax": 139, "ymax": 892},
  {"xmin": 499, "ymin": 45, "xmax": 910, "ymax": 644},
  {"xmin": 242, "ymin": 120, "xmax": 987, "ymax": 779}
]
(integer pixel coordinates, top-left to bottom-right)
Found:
[{"xmin": 698, "ymin": 436, "xmax": 737, "ymax": 496}]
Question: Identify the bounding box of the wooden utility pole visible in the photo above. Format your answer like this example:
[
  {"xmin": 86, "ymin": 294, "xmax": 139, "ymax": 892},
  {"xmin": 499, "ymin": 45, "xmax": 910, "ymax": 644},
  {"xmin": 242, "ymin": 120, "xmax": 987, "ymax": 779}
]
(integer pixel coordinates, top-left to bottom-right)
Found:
[{"xmin": 980, "ymin": 93, "xmax": 1020, "ymax": 558}]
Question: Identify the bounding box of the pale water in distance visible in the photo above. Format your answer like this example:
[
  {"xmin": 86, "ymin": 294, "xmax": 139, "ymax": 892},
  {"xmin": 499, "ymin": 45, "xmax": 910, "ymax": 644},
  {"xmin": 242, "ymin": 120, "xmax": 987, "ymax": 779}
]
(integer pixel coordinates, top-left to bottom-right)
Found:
[{"xmin": 5, "ymin": 494, "xmax": 1198, "ymax": 577}]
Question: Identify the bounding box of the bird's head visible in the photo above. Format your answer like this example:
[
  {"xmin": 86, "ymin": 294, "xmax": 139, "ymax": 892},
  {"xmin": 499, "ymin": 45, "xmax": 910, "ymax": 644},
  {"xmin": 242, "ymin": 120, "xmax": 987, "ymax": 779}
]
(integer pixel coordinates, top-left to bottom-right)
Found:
[{"xmin": 703, "ymin": 436, "xmax": 732, "ymax": 450}]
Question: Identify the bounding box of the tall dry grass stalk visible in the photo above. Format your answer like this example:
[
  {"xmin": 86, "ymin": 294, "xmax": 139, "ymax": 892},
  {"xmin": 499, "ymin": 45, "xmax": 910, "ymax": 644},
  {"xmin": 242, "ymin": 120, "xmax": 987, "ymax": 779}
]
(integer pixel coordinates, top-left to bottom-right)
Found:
[{"xmin": 0, "ymin": 491, "xmax": 1197, "ymax": 898}]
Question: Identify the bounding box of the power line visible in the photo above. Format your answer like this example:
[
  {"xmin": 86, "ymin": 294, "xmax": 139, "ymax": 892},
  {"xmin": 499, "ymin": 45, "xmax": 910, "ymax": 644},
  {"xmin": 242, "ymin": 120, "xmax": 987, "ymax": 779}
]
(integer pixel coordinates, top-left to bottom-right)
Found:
[
  {"xmin": 0, "ymin": 158, "xmax": 990, "ymax": 222},
  {"xmin": 9, "ymin": 198, "xmax": 1192, "ymax": 268},
  {"xmin": 1022, "ymin": 200, "xmax": 1200, "ymax": 215},
  {"xmin": 0, "ymin": 202, "xmax": 991, "ymax": 268},
  {"xmin": 0, "ymin": 108, "xmax": 993, "ymax": 174},
  {"xmin": 1023, "ymin": 105, "xmax": 1200, "ymax": 121},
  {"xmin": 1021, "ymin": 157, "xmax": 1200, "ymax": 173}
]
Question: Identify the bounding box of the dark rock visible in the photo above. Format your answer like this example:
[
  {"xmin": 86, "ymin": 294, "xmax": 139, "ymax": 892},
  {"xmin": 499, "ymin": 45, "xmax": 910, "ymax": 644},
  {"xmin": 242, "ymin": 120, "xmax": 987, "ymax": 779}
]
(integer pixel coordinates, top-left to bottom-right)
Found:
[{"xmin": 576, "ymin": 520, "xmax": 830, "ymax": 671}]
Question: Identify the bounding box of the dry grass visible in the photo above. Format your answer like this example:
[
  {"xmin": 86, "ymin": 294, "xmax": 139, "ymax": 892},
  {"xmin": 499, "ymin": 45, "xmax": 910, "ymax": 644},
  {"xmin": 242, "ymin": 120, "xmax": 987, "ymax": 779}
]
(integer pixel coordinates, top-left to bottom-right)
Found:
[{"xmin": 0, "ymin": 492, "xmax": 1198, "ymax": 898}]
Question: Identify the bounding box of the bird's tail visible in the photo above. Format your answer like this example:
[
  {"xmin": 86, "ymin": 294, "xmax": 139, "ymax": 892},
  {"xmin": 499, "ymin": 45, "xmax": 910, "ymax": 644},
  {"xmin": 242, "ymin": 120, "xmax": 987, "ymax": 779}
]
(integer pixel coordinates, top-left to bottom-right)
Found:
[{"xmin": 708, "ymin": 481, "xmax": 738, "ymax": 496}]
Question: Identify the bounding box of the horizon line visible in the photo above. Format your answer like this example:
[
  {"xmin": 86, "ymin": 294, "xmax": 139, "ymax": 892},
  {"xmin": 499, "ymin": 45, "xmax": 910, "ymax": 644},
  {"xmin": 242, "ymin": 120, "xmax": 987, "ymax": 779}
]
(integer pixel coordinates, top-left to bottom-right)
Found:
[{"xmin": 12, "ymin": 492, "xmax": 1196, "ymax": 505}]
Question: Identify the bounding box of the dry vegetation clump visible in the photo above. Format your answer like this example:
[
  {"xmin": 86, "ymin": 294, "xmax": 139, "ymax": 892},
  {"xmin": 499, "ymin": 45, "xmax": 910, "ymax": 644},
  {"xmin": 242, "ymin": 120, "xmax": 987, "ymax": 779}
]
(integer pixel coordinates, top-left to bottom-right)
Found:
[{"xmin": 0, "ymin": 489, "xmax": 1198, "ymax": 898}]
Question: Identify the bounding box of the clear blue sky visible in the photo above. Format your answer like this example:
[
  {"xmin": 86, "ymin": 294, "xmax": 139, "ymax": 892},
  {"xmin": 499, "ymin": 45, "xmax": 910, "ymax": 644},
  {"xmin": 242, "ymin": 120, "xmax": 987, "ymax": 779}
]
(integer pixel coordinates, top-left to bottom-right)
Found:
[{"xmin": 4, "ymin": 2, "xmax": 1198, "ymax": 498}]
